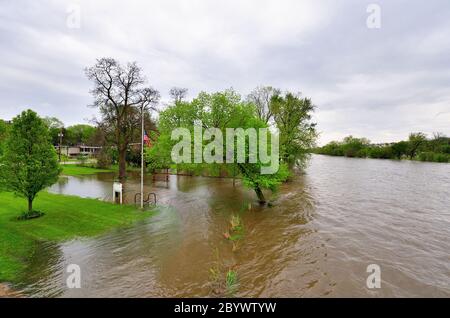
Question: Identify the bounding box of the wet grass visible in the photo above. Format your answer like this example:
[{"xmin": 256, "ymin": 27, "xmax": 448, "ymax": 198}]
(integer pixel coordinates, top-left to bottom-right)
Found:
[
  {"xmin": 226, "ymin": 269, "xmax": 239, "ymax": 295},
  {"xmin": 209, "ymin": 248, "xmax": 239, "ymax": 297},
  {"xmin": 61, "ymin": 165, "xmax": 114, "ymax": 176},
  {"xmin": 223, "ymin": 214, "xmax": 244, "ymax": 251},
  {"xmin": 0, "ymin": 191, "xmax": 154, "ymax": 284}
]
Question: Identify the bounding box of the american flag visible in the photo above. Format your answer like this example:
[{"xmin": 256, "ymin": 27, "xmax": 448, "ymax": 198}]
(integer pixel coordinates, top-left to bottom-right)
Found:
[{"xmin": 143, "ymin": 131, "xmax": 152, "ymax": 147}]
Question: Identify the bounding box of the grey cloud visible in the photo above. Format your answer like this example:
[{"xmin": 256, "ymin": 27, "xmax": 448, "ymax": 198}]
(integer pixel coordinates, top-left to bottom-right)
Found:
[{"xmin": 0, "ymin": 0, "xmax": 449, "ymax": 144}]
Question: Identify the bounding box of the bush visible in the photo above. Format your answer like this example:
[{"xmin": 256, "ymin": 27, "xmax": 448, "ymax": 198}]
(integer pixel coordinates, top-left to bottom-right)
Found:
[
  {"xmin": 96, "ymin": 149, "xmax": 112, "ymax": 169},
  {"xmin": 76, "ymin": 154, "xmax": 88, "ymax": 166},
  {"xmin": 126, "ymin": 147, "xmax": 141, "ymax": 167},
  {"xmin": 442, "ymin": 145, "xmax": 450, "ymax": 154},
  {"xmin": 418, "ymin": 152, "xmax": 449, "ymax": 163},
  {"xmin": 434, "ymin": 153, "xmax": 449, "ymax": 163},
  {"xmin": 368, "ymin": 146, "xmax": 393, "ymax": 159}
]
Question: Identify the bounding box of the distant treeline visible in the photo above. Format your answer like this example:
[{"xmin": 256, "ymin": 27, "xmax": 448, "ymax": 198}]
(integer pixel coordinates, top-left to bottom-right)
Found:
[{"xmin": 313, "ymin": 133, "xmax": 450, "ymax": 163}]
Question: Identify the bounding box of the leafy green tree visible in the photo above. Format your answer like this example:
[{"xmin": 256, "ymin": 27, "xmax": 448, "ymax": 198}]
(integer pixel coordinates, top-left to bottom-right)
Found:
[
  {"xmin": 341, "ymin": 136, "xmax": 370, "ymax": 157},
  {"xmin": 368, "ymin": 145, "xmax": 393, "ymax": 159},
  {"xmin": 391, "ymin": 141, "xmax": 409, "ymax": 159},
  {"xmin": 315, "ymin": 133, "xmax": 449, "ymax": 163},
  {"xmin": 407, "ymin": 132, "xmax": 427, "ymax": 159},
  {"xmin": 271, "ymin": 92, "xmax": 317, "ymax": 168},
  {"xmin": 151, "ymin": 89, "xmax": 291, "ymax": 203},
  {"xmin": 0, "ymin": 110, "xmax": 61, "ymax": 215},
  {"xmin": 65, "ymin": 124, "xmax": 96, "ymax": 145},
  {"xmin": 43, "ymin": 116, "xmax": 64, "ymax": 145},
  {"xmin": 0, "ymin": 119, "xmax": 10, "ymax": 157},
  {"xmin": 316, "ymin": 141, "xmax": 344, "ymax": 156},
  {"xmin": 145, "ymin": 132, "xmax": 173, "ymax": 171}
]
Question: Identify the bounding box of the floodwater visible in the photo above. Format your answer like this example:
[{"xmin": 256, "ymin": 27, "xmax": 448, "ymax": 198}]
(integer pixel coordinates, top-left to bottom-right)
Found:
[{"xmin": 16, "ymin": 155, "xmax": 450, "ymax": 297}]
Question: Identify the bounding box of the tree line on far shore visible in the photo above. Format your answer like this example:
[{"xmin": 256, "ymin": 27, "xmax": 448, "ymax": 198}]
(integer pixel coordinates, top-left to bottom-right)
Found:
[{"xmin": 313, "ymin": 133, "xmax": 450, "ymax": 163}]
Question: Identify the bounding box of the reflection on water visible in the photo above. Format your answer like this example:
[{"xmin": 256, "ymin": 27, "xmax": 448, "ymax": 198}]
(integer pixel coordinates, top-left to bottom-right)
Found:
[{"xmin": 18, "ymin": 155, "xmax": 450, "ymax": 297}]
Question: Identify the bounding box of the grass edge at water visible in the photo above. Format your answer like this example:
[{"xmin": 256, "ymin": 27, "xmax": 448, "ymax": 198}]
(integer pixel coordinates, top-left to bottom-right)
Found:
[{"xmin": 0, "ymin": 191, "xmax": 154, "ymax": 284}]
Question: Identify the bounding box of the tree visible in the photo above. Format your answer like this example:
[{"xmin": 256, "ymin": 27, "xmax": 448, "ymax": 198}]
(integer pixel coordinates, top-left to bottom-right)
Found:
[
  {"xmin": 408, "ymin": 132, "xmax": 427, "ymax": 159},
  {"xmin": 65, "ymin": 124, "xmax": 96, "ymax": 145},
  {"xmin": 340, "ymin": 136, "xmax": 370, "ymax": 158},
  {"xmin": 391, "ymin": 141, "xmax": 409, "ymax": 159},
  {"xmin": 169, "ymin": 87, "xmax": 188, "ymax": 104},
  {"xmin": 0, "ymin": 119, "xmax": 10, "ymax": 157},
  {"xmin": 247, "ymin": 86, "xmax": 280, "ymax": 124},
  {"xmin": 0, "ymin": 110, "xmax": 61, "ymax": 216},
  {"xmin": 153, "ymin": 89, "xmax": 290, "ymax": 204},
  {"xmin": 43, "ymin": 116, "xmax": 64, "ymax": 145},
  {"xmin": 271, "ymin": 92, "xmax": 317, "ymax": 167},
  {"xmin": 85, "ymin": 58, "xmax": 160, "ymax": 179}
]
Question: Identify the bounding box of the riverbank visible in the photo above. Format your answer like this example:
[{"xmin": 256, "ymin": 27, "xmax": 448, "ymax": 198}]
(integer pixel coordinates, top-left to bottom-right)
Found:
[
  {"xmin": 313, "ymin": 134, "xmax": 450, "ymax": 163},
  {"xmin": 311, "ymin": 152, "xmax": 450, "ymax": 163},
  {"xmin": 61, "ymin": 164, "xmax": 147, "ymax": 176},
  {"xmin": 0, "ymin": 191, "xmax": 154, "ymax": 284}
]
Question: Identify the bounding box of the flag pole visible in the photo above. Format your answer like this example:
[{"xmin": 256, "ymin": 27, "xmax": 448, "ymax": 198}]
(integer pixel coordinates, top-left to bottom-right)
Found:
[{"xmin": 140, "ymin": 105, "xmax": 144, "ymax": 210}]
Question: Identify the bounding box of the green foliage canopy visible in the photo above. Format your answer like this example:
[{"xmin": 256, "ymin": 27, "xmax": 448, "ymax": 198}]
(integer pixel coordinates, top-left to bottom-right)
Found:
[{"xmin": 0, "ymin": 110, "xmax": 61, "ymax": 214}]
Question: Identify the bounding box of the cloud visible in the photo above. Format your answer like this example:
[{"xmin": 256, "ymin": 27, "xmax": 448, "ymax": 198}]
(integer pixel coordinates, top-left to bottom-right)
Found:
[{"xmin": 0, "ymin": 0, "xmax": 449, "ymax": 144}]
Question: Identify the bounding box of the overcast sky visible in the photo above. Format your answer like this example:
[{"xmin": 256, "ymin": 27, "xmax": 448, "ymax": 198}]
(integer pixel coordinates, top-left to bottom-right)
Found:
[{"xmin": 0, "ymin": 0, "xmax": 449, "ymax": 144}]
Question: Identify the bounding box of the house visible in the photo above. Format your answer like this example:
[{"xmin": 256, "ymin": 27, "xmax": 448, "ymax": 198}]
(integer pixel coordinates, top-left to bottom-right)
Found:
[{"xmin": 55, "ymin": 145, "xmax": 102, "ymax": 158}]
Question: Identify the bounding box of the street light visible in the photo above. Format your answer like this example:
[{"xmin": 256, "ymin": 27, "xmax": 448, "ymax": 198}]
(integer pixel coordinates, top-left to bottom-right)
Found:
[
  {"xmin": 140, "ymin": 105, "xmax": 145, "ymax": 210},
  {"xmin": 58, "ymin": 131, "xmax": 64, "ymax": 162}
]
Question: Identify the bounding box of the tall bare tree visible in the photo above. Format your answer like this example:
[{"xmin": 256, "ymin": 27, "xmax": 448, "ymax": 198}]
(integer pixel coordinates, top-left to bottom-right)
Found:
[
  {"xmin": 247, "ymin": 86, "xmax": 281, "ymax": 124},
  {"xmin": 169, "ymin": 87, "xmax": 188, "ymax": 104},
  {"xmin": 85, "ymin": 58, "xmax": 160, "ymax": 179}
]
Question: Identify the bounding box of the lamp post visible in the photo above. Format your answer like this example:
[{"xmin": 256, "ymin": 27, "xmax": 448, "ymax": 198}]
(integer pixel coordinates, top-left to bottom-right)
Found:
[
  {"xmin": 140, "ymin": 105, "xmax": 144, "ymax": 210},
  {"xmin": 58, "ymin": 131, "xmax": 64, "ymax": 162}
]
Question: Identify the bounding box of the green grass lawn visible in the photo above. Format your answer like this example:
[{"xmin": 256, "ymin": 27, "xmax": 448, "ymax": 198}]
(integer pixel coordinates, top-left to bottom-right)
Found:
[
  {"xmin": 61, "ymin": 165, "xmax": 114, "ymax": 176},
  {"xmin": 0, "ymin": 191, "xmax": 154, "ymax": 283}
]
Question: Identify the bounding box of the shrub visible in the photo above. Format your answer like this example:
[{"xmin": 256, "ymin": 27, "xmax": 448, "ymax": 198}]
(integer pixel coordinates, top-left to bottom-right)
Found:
[
  {"xmin": 76, "ymin": 154, "xmax": 88, "ymax": 166},
  {"xmin": 96, "ymin": 148, "xmax": 112, "ymax": 169},
  {"xmin": 418, "ymin": 152, "xmax": 449, "ymax": 163}
]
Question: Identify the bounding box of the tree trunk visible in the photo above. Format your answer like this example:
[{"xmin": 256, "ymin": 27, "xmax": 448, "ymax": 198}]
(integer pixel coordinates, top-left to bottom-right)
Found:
[
  {"xmin": 118, "ymin": 148, "xmax": 127, "ymax": 180},
  {"xmin": 255, "ymin": 186, "xmax": 266, "ymax": 204},
  {"xmin": 28, "ymin": 197, "xmax": 33, "ymax": 213}
]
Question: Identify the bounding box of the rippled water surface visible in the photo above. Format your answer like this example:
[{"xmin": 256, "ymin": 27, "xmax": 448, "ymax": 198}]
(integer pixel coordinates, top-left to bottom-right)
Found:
[{"xmin": 18, "ymin": 155, "xmax": 450, "ymax": 297}]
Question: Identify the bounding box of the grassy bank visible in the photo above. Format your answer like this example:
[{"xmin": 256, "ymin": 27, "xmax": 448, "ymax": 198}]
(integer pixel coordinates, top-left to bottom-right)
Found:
[
  {"xmin": 61, "ymin": 164, "xmax": 114, "ymax": 176},
  {"xmin": 0, "ymin": 191, "xmax": 153, "ymax": 283},
  {"xmin": 61, "ymin": 164, "xmax": 145, "ymax": 176}
]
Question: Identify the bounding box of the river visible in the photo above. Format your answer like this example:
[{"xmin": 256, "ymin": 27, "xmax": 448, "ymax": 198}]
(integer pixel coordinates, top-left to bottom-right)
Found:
[{"xmin": 16, "ymin": 155, "xmax": 450, "ymax": 297}]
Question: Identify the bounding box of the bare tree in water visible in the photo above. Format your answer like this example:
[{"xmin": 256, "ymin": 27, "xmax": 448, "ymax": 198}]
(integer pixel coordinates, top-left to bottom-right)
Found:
[{"xmin": 85, "ymin": 58, "xmax": 160, "ymax": 180}]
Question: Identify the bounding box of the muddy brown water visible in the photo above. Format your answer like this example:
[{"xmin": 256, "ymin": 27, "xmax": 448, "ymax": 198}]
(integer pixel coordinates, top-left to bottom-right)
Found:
[{"xmin": 13, "ymin": 155, "xmax": 450, "ymax": 297}]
